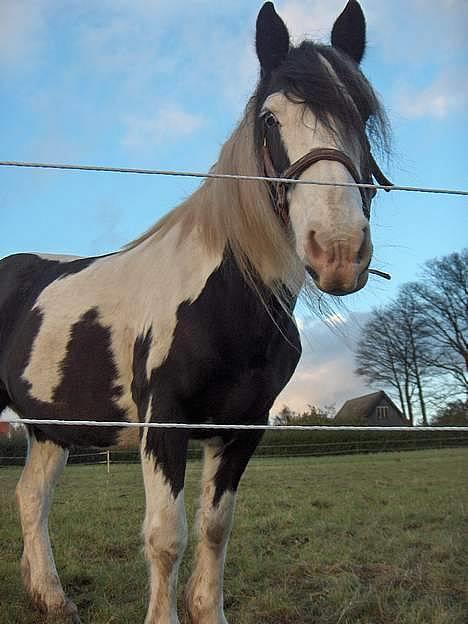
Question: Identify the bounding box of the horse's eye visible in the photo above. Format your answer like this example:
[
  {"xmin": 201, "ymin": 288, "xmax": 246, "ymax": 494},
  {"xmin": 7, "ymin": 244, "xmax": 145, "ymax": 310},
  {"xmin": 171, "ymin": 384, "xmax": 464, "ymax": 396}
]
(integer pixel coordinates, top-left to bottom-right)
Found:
[{"xmin": 263, "ymin": 112, "xmax": 278, "ymax": 128}]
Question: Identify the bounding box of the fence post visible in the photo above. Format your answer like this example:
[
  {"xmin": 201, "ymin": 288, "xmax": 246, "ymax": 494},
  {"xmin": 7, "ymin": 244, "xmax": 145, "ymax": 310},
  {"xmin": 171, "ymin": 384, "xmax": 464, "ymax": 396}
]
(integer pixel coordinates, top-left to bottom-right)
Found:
[{"xmin": 107, "ymin": 450, "xmax": 110, "ymax": 474}]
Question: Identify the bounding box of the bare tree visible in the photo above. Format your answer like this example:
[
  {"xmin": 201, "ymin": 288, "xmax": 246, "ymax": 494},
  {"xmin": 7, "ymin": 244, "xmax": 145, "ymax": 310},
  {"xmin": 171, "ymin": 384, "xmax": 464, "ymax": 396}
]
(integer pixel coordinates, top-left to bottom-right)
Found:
[
  {"xmin": 354, "ymin": 249, "xmax": 467, "ymax": 424},
  {"xmin": 273, "ymin": 405, "xmax": 297, "ymax": 425},
  {"xmin": 273, "ymin": 404, "xmax": 334, "ymax": 426},
  {"xmin": 354, "ymin": 308, "xmax": 416, "ymax": 424},
  {"xmin": 390, "ymin": 287, "xmax": 431, "ymax": 425},
  {"xmin": 413, "ymin": 249, "xmax": 468, "ymax": 400},
  {"xmin": 432, "ymin": 400, "xmax": 468, "ymax": 426}
]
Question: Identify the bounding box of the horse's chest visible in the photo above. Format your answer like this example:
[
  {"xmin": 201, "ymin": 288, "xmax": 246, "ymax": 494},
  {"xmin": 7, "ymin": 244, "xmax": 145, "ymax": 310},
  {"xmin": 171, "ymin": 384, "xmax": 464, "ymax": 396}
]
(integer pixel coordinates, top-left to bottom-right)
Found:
[
  {"xmin": 149, "ymin": 291, "xmax": 301, "ymax": 424},
  {"xmin": 188, "ymin": 363, "xmax": 286, "ymax": 424}
]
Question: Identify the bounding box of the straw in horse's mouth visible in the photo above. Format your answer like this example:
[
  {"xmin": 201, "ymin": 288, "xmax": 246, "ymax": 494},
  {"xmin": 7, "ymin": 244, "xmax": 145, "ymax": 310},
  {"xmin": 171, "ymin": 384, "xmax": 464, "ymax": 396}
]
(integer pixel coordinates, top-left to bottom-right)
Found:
[
  {"xmin": 306, "ymin": 266, "xmax": 391, "ymax": 283},
  {"xmin": 305, "ymin": 265, "xmax": 391, "ymax": 298},
  {"xmin": 368, "ymin": 268, "xmax": 391, "ymax": 280}
]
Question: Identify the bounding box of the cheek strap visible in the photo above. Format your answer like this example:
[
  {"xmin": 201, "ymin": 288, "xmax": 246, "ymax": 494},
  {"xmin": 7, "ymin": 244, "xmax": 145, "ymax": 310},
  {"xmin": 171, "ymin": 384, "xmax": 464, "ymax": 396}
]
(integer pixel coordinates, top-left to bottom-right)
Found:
[{"xmin": 263, "ymin": 145, "xmax": 393, "ymax": 225}]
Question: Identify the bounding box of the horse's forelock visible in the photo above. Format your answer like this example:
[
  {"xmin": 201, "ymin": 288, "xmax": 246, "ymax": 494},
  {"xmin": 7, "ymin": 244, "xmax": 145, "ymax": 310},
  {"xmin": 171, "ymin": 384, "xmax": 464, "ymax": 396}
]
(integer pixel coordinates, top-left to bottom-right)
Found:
[{"xmin": 253, "ymin": 40, "xmax": 390, "ymax": 161}]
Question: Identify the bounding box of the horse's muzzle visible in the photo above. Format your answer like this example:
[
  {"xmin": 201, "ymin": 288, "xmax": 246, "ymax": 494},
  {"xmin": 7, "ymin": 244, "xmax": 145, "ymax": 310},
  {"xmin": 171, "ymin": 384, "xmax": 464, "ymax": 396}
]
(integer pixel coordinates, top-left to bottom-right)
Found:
[{"xmin": 305, "ymin": 230, "xmax": 371, "ymax": 296}]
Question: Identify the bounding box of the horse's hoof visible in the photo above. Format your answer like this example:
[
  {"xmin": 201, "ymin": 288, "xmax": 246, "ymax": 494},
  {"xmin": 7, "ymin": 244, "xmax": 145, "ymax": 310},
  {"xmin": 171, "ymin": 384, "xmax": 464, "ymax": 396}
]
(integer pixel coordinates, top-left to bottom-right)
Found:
[
  {"xmin": 47, "ymin": 599, "xmax": 81, "ymax": 624},
  {"xmin": 48, "ymin": 612, "xmax": 82, "ymax": 624}
]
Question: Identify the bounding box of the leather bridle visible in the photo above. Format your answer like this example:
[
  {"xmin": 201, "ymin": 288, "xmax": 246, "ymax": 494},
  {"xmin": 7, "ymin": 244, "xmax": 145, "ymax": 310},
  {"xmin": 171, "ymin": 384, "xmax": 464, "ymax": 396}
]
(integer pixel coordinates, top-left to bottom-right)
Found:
[{"xmin": 262, "ymin": 141, "xmax": 392, "ymax": 226}]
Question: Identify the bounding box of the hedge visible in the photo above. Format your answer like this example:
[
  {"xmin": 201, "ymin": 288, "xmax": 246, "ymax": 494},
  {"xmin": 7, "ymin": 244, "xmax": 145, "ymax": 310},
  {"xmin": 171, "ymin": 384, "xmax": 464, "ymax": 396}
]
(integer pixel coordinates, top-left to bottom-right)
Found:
[{"xmin": 1, "ymin": 427, "xmax": 466, "ymax": 466}]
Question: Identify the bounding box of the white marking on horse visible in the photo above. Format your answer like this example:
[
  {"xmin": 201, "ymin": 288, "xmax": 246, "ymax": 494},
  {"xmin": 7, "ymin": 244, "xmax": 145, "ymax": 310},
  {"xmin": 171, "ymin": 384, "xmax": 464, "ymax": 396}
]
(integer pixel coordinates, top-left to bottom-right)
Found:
[
  {"xmin": 141, "ymin": 436, "xmax": 188, "ymax": 624},
  {"xmin": 263, "ymin": 92, "xmax": 364, "ymax": 246},
  {"xmin": 15, "ymin": 435, "xmax": 78, "ymax": 618},
  {"xmin": 262, "ymin": 89, "xmax": 370, "ymax": 293},
  {"xmin": 186, "ymin": 438, "xmax": 235, "ymax": 624},
  {"xmin": 22, "ymin": 225, "xmax": 223, "ymax": 417}
]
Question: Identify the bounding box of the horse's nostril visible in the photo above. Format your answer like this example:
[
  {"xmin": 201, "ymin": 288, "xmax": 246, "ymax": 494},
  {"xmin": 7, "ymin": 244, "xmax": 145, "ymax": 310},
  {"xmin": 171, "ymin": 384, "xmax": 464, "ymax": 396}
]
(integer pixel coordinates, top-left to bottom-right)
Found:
[
  {"xmin": 356, "ymin": 227, "xmax": 369, "ymax": 263},
  {"xmin": 307, "ymin": 231, "xmax": 325, "ymax": 262}
]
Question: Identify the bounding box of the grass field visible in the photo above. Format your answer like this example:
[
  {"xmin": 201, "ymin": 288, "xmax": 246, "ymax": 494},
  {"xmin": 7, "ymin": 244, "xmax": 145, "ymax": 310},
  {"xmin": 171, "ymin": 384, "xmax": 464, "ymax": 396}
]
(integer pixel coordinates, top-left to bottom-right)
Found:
[{"xmin": 1, "ymin": 449, "xmax": 467, "ymax": 624}]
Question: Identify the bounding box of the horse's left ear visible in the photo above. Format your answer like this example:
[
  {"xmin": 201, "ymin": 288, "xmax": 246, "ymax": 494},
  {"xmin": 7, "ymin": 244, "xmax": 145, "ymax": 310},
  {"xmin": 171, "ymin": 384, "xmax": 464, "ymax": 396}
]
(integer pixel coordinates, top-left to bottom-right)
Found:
[
  {"xmin": 256, "ymin": 2, "xmax": 290, "ymax": 77},
  {"xmin": 331, "ymin": 0, "xmax": 366, "ymax": 64}
]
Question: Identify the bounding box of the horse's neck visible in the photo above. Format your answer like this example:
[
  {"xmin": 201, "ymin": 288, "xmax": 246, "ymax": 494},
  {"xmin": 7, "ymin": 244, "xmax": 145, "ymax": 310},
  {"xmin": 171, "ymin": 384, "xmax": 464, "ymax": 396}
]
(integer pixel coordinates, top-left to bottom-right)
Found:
[
  {"xmin": 116, "ymin": 221, "xmax": 223, "ymax": 317},
  {"xmin": 121, "ymin": 223, "xmax": 291, "ymax": 320}
]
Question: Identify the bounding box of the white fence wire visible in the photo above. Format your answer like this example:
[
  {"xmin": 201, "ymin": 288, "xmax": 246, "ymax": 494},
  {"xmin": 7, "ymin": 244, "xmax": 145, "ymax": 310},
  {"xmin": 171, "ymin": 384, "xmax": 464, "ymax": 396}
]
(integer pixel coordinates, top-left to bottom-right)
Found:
[
  {"xmin": 1, "ymin": 158, "xmax": 466, "ymax": 452},
  {"xmin": 1, "ymin": 435, "xmax": 467, "ymax": 469},
  {"xmin": 2, "ymin": 416, "xmax": 468, "ymax": 431},
  {"xmin": 1, "ymin": 160, "xmax": 467, "ymax": 196}
]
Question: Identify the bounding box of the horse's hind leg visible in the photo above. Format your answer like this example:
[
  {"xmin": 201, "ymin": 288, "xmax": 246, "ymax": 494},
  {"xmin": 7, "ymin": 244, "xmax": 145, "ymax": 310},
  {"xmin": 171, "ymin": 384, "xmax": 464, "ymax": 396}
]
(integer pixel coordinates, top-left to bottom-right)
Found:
[{"xmin": 16, "ymin": 431, "xmax": 80, "ymax": 623}]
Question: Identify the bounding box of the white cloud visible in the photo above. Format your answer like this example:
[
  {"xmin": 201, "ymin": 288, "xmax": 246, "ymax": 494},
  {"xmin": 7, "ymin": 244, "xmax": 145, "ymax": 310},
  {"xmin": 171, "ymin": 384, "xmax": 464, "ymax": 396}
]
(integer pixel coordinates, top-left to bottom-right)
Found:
[
  {"xmin": 278, "ymin": 0, "xmax": 344, "ymax": 44},
  {"xmin": 122, "ymin": 107, "xmax": 205, "ymax": 148},
  {"xmin": 395, "ymin": 72, "xmax": 468, "ymax": 119},
  {"xmin": 272, "ymin": 312, "xmax": 375, "ymax": 414},
  {"xmin": 367, "ymin": 0, "xmax": 467, "ymax": 64},
  {"xmin": 0, "ymin": 0, "xmax": 49, "ymax": 66},
  {"xmin": 0, "ymin": 406, "xmax": 20, "ymax": 422}
]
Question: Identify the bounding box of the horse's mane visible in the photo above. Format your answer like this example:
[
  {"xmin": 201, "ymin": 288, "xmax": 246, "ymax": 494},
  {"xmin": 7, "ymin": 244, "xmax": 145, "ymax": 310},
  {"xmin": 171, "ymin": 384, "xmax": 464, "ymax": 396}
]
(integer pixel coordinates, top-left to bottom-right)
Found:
[{"xmin": 124, "ymin": 100, "xmax": 304, "ymax": 299}]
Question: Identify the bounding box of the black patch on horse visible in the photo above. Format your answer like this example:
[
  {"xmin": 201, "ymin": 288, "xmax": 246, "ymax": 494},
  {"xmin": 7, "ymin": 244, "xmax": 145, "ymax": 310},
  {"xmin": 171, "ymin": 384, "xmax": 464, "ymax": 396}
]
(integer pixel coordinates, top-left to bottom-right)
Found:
[
  {"xmin": 19, "ymin": 307, "xmax": 125, "ymax": 447},
  {"xmin": 0, "ymin": 253, "xmax": 97, "ymax": 360},
  {"xmin": 0, "ymin": 382, "xmax": 9, "ymax": 413},
  {"xmin": 144, "ymin": 253, "xmax": 301, "ymax": 498},
  {"xmin": 131, "ymin": 327, "xmax": 153, "ymax": 435},
  {"xmin": 263, "ymin": 114, "xmax": 290, "ymax": 174},
  {"xmin": 0, "ymin": 254, "xmax": 126, "ymax": 447}
]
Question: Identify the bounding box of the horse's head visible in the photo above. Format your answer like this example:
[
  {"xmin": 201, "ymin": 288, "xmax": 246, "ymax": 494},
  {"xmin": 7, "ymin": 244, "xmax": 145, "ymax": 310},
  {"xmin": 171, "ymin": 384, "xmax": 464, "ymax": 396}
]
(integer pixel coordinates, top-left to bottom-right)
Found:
[{"xmin": 255, "ymin": 1, "xmax": 389, "ymax": 296}]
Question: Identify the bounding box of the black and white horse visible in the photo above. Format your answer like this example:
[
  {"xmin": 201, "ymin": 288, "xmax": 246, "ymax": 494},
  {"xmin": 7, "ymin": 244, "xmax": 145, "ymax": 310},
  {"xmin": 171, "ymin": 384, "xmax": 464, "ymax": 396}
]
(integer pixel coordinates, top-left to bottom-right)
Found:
[{"xmin": 0, "ymin": 2, "xmax": 390, "ymax": 623}]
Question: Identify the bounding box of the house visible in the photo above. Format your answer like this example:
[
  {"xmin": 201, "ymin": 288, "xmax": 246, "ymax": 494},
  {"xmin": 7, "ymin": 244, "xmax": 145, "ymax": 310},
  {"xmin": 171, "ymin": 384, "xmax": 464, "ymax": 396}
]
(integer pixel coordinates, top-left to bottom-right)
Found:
[{"xmin": 335, "ymin": 391, "xmax": 408, "ymax": 426}]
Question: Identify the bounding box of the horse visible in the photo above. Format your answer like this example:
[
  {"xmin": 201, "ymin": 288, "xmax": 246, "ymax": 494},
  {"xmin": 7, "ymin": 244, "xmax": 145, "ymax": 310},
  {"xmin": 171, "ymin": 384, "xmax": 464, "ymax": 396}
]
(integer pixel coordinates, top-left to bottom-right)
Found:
[{"xmin": 0, "ymin": 2, "xmax": 390, "ymax": 623}]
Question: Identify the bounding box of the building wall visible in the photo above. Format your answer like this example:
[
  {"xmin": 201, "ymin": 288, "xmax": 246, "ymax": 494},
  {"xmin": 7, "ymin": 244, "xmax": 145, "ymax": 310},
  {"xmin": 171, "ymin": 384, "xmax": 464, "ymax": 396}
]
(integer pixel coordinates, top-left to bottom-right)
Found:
[{"xmin": 368, "ymin": 395, "xmax": 405, "ymax": 426}]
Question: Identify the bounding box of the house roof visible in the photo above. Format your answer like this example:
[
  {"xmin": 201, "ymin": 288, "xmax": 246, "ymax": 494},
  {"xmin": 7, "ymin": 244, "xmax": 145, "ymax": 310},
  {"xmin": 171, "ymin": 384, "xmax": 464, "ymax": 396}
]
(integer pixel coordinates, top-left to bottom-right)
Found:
[{"xmin": 335, "ymin": 390, "xmax": 402, "ymax": 422}]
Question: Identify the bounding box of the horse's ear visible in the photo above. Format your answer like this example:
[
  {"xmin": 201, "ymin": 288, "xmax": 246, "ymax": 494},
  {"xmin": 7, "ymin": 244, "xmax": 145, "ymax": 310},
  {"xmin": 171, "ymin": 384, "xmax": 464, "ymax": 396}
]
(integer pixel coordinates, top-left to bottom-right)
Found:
[
  {"xmin": 331, "ymin": 0, "xmax": 366, "ymax": 64},
  {"xmin": 256, "ymin": 2, "xmax": 290, "ymax": 77}
]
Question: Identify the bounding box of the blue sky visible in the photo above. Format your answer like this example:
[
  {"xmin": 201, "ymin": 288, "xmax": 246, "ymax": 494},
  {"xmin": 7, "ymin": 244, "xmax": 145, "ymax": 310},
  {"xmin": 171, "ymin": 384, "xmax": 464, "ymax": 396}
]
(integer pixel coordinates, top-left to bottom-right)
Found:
[{"xmin": 1, "ymin": 0, "xmax": 467, "ymax": 414}]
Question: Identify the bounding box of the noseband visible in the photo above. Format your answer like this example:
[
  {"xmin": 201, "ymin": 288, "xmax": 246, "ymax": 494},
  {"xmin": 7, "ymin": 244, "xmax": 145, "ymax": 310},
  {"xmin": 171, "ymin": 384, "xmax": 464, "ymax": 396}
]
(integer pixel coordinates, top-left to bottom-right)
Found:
[{"xmin": 262, "ymin": 144, "xmax": 392, "ymax": 225}]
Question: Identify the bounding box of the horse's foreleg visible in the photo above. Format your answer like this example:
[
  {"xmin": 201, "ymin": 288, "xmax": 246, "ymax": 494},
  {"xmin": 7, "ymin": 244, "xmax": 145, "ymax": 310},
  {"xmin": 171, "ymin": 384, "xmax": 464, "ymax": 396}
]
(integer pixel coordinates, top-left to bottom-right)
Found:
[
  {"xmin": 16, "ymin": 433, "xmax": 80, "ymax": 623},
  {"xmin": 141, "ymin": 429, "xmax": 189, "ymax": 624},
  {"xmin": 186, "ymin": 431, "xmax": 263, "ymax": 624}
]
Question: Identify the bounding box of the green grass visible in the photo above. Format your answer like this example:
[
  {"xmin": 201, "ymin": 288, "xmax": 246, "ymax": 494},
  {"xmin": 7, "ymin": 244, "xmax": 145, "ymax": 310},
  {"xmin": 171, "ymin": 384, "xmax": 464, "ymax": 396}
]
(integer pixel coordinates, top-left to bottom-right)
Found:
[{"xmin": 1, "ymin": 449, "xmax": 467, "ymax": 623}]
